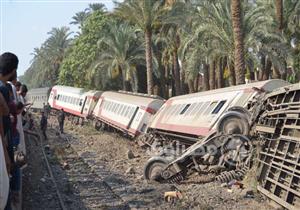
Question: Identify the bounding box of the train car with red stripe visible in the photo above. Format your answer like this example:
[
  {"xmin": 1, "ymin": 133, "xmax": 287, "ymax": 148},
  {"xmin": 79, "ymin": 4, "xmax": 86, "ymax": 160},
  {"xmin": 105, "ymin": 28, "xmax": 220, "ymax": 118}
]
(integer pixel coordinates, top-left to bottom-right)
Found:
[
  {"xmin": 143, "ymin": 79, "xmax": 289, "ymax": 146},
  {"xmin": 92, "ymin": 91, "xmax": 165, "ymax": 137},
  {"xmin": 48, "ymin": 85, "xmax": 102, "ymax": 121}
]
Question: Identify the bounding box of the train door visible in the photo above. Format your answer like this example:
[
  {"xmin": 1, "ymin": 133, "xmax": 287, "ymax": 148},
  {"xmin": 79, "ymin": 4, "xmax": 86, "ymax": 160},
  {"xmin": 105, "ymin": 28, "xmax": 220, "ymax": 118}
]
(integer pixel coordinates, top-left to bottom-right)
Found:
[
  {"xmin": 80, "ymin": 96, "xmax": 87, "ymax": 115},
  {"xmin": 126, "ymin": 107, "xmax": 139, "ymax": 129}
]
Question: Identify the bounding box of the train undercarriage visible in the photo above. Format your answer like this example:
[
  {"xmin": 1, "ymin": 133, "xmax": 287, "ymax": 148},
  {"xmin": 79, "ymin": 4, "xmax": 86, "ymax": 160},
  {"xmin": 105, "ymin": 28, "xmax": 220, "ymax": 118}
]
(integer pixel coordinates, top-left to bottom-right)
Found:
[
  {"xmin": 144, "ymin": 84, "xmax": 300, "ymax": 209},
  {"xmin": 143, "ymin": 104, "xmax": 258, "ymax": 184}
]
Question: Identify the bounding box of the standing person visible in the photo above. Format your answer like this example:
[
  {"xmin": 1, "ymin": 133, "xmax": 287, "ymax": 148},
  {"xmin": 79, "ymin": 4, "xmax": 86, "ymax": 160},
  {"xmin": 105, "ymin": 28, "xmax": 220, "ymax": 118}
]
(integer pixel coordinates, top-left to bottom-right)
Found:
[
  {"xmin": 14, "ymin": 82, "xmax": 21, "ymax": 93},
  {"xmin": 0, "ymin": 93, "xmax": 9, "ymax": 210},
  {"xmin": 0, "ymin": 52, "xmax": 19, "ymax": 210},
  {"xmin": 16, "ymin": 84, "xmax": 30, "ymax": 156},
  {"xmin": 40, "ymin": 111, "xmax": 47, "ymax": 140},
  {"xmin": 58, "ymin": 109, "xmax": 65, "ymax": 134},
  {"xmin": 6, "ymin": 85, "xmax": 24, "ymax": 204},
  {"xmin": 43, "ymin": 102, "xmax": 51, "ymax": 119}
]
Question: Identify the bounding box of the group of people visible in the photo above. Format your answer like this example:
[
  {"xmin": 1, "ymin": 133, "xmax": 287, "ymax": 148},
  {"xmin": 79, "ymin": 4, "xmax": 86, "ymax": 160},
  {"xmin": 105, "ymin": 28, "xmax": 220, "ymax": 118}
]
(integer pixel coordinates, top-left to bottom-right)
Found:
[
  {"xmin": 0, "ymin": 52, "xmax": 68, "ymax": 209},
  {"xmin": 40, "ymin": 106, "xmax": 65, "ymax": 141},
  {"xmin": 0, "ymin": 52, "xmax": 30, "ymax": 210}
]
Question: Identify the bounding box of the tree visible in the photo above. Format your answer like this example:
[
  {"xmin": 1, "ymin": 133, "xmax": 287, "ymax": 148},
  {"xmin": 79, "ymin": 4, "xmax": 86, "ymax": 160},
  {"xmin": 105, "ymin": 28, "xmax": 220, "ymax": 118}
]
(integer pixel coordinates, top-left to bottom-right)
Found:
[
  {"xmin": 70, "ymin": 11, "xmax": 89, "ymax": 28},
  {"xmin": 115, "ymin": 0, "xmax": 166, "ymax": 94},
  {"xmin": 231, "ymin": 0, "xmax": 246, "ymax": 84},
  {"xmin": 275, "ymin": 0, "xmax": 283, "ymax": 31},
  {"xmin": 59, "ymin": 11, "xmax": 108, "ymax": 88},
  {"xmin": 21, "ymin": 27, "xmax": 72, "ymax": 88},
  {"xmin": 91, "ymin": 22, "xmax": 145, "ymax": 91}
]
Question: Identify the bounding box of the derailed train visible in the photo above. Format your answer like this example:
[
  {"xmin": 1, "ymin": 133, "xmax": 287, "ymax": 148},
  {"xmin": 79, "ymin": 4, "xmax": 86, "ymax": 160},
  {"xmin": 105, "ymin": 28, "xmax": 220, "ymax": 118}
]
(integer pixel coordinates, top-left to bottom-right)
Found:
[{"xmin": 26, "ymin": 79, "xmax": 300, "ymax": 209}]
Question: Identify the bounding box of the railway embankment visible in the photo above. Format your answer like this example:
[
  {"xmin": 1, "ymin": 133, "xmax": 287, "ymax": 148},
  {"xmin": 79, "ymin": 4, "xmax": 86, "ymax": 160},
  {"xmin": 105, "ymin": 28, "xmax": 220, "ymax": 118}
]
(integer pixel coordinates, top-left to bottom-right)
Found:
[{"xmin": 23, "ymin": 116, "xmax": 274, "ymax": 210}]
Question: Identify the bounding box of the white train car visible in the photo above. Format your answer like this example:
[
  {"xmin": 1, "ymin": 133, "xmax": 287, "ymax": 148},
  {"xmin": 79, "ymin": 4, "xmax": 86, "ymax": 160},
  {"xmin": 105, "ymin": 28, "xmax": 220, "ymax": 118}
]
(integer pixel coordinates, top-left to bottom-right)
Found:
[
  {"xmin": 92, "ymin": 91, "xmax": 165, "ymax": 137},
  {"xmin": 26, "ymin": 87, "xmax": 51, "ymax": 110},
  {"xmin": 146, "ymin": 79, "xmax": 290, "ymax": 145},
  {"xmin": 48, "ymin": 85, "xmax": 102, "ymax": 119}
]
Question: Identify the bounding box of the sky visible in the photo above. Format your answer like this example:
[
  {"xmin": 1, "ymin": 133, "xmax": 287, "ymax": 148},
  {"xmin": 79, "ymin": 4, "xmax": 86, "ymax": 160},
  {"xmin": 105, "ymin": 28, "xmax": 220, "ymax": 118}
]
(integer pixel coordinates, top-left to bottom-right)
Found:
[{"xmin": 0, "ymin": 0, "xmax": 117, "ymax": 76}]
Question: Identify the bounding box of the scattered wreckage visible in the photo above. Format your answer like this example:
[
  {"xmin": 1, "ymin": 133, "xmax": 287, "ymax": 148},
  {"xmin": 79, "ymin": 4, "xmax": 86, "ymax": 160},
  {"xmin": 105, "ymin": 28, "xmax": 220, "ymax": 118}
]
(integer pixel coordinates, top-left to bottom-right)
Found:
[{"xmin": 144, "ymin": 83, "xmax": 300, "ymax": 210}]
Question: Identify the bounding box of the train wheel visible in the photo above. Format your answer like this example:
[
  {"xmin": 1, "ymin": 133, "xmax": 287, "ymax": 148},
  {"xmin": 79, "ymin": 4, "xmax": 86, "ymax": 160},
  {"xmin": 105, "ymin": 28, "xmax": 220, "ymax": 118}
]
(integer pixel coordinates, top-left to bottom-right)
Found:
[
  {"xmin": 144, "ymin": 157, "xmax": 170, "ymax": 182},
  {"xmin": 217, "ymin": 111, "xmax": 250, "ymax": 135}
]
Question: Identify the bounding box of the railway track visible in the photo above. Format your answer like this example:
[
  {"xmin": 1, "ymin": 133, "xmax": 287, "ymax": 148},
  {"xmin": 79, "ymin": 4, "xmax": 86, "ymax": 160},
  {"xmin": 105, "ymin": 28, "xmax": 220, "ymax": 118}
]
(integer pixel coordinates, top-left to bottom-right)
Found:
[{"xmin": 36, "ymin": 126, "xmax": 130, "ymax": 210}]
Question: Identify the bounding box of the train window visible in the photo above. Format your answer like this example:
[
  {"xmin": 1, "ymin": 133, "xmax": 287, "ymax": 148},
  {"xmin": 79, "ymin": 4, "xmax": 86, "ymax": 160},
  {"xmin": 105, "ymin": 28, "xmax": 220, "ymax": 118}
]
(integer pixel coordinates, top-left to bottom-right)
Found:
[
  {"xmin": 112, "ymin": 103, "xmax": 116, "ymax": 112},
  {"xmin": 110, "ymin": 102, "xmax": 115, "ymax": 112},
  {"xmin": 79, "ymin": 99, "xmax": 83, "ymax": 106},
  {"xmin": 196, "ymin": 102, "xmax": 210, "ymax": 116},
  {"xmin": 124, "ymin": 106, "xmax": 128, "ymax": 116},
  {"xmin": 212, "ymin": 100, "xmax": 226, "ymax": 114},
  {"xmin": 184, "ymin": 103, "xmax": 195, "ymax": 115},
  {"xmin": 120, "ymin": 105, "xmax": 126, "ymax": 115},
  {"xmin": 126, "ymin": 107, "xmax": 132, "ymax": 118},
  {"xmin": 128, "ymin": 107, "xmax": 134, "ymax": 118},
  {"xmin": 108, "ymin": 102, "xmax": 113, "ymax": 111},
  {"xmin": 170, "ymin": 104, "xmax": 179, "ymax": 115},
  {"xmin": 175, "ymin": 104, "xmax": 185, "ymax": 115},
  {"xmin": 141, "ymin": 123, "xmax": 147, "ymax": 132},
  {"xmin": 116, "ymin": 104, "xmax": 120, "ymax": 113},
  {"xmin": 118, "ymin": 104, "xmax": 123, "ymax": 115},
  {"xmin": 188, "ymin": 103, "xmax": 200, "ymax": 115},
  {"xmin": 203, "ymin": 101, "xmax": 218, "ymax": 115},
  {"xmin": 111, "ymin": 103, "xmax": 116, "ymax": 112},
  {"xmin": 113, "ymin": 103, "xmax": 119, "ymax": 113},
  {"xmin": 105, "ymin": 101, "xmax": 109, "ymax": 110},
  {"xmin": 180, "ymin": 104, "xmax": 191, "ymax": 115},
  {"xmin": 135, "ymin": 112, "xmax": 142, "ymax": 121}
]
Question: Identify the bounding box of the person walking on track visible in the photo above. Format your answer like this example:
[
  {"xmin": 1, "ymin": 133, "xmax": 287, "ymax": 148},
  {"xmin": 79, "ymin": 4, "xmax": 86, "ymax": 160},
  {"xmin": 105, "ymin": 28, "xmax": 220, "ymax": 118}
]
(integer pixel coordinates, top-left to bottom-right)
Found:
[
  {"xmin": 40, "ymin": 111, "xmax": 47, "ymax": 140},
  {"xmin": 58, "ymin": 109, "xmax": 65, "ymax": 134}
]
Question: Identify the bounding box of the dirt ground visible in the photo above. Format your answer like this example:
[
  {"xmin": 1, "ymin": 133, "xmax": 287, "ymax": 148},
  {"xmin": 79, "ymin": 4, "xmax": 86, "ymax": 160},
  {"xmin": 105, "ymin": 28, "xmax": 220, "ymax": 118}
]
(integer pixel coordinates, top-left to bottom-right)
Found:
[{"xmin": 22, "ymin": 115, "xmax": 276, "ymax": 210}]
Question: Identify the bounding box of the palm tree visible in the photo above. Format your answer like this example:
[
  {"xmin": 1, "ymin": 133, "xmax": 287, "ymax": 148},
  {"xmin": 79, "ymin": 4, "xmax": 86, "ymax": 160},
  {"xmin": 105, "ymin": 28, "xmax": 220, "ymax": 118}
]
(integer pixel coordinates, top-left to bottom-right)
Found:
[
  {"xmin": 88, "ymin": 3, "xmax": 106, "ymax": 12},
  {"xmin": 115, "ymin": 0, "xmax": 165, "ymax": 94},
  {"xmin": 90, "ymin": 22, "xmax": 145, "ymax": 91},
  {"xmin": 44, "ymin": 27, "xmax": 72, "ymax": 84},
  {"xmin": 231, "ymin": 0, "xmax": 246, "ymax": 84},
  {"xmin": 275, "ymin": 0, "xmax": 283, "ymax": 31},
  {"xmin": 70, "ymin": 11, "xmax": 89, "ymax": 28}
]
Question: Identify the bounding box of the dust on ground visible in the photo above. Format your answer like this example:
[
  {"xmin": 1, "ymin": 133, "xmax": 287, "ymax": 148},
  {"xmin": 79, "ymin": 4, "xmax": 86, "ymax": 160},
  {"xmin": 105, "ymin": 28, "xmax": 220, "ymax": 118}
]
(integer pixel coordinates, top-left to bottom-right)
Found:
[{"xmin": 23, "ymin": 115, "xmax": 275, "ymax": 210}]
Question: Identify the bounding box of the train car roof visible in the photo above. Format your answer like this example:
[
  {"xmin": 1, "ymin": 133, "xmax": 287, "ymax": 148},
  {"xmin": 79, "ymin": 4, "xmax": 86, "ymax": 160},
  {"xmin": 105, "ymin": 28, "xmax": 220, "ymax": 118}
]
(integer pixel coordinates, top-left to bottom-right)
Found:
[
  {"xmin": 52, "ymin": 85, "xmax": 101, "ymax": 95},
  {"xmin": 171, "ymin": 79, "xmax": 290, "ymax": 100},
  {"xmin": 52, "ymin": 85, "xmax": 86, "ymax": 94},
  {"xmin": 101, "ymin": 91, "xmax": 165, "ymax": 107},
  {"xmin": 27, "ymin": 87, "xmax": 51, "ymax": 94}
]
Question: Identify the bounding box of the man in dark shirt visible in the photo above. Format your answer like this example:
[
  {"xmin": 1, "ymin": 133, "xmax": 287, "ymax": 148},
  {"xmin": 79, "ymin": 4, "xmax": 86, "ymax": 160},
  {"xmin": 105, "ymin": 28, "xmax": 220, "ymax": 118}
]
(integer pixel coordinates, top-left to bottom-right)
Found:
[
  {"xmin": 0, "ymin": 53, "xmax": 18, "ymax": 162},
  {"xmin": 58, "ymin": 109, "xmax": 65, "ymax": 134},
  {"xmin": 40, "ymin": 111, "xmax": 48, "ymax": 140},
  {"xmin": 0, "ymin": 52, "xmax": 19, "ymax": 210}
]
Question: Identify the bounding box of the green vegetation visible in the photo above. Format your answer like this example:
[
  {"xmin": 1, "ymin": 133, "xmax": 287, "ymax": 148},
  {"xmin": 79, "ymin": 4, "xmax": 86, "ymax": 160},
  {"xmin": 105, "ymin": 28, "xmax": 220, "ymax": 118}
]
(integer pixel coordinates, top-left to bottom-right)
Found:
[{"xmin": 21, "ymin": 1, "xmax": 300, "ymax": 97}]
